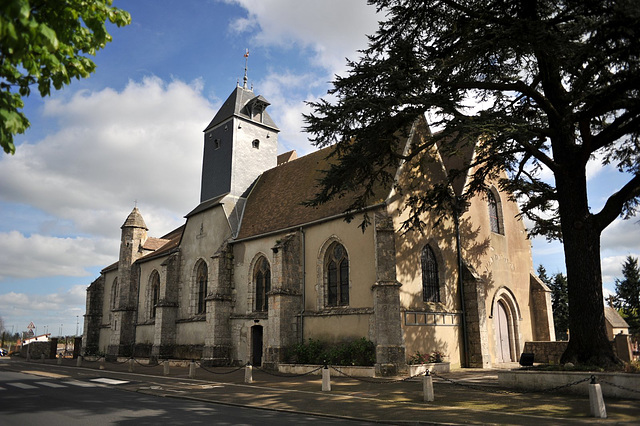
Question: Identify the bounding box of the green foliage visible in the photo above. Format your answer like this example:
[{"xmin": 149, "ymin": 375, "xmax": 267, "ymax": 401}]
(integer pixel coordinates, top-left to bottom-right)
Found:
[
  {"xmin": 407, "ymin": 350, "xmax": 445, "ymax": 365},
  {"xmin": 538, "ymin": 265, "xmax": 570, "ymax": 340},
  {"xmin": 304, "ymin": 0, "xmax": 639, "ymax": 366},
  {"xmin": 612, "ymin": 256, "xmax": 640, "ymax": 336},
  {"xmin": 284, "ymin": 337, "xmax": 376, "ymax": 366},
  {"xmin": 0, "ymin": 0, "xmax": 131, "ymax": 154}
]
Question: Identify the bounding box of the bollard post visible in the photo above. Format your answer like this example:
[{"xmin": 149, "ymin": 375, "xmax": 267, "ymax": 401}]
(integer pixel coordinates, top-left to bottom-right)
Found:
[
  {"xmin": 163, "ymin": 360, "xmax": 170, "ymax": 376},
  {"xmin": 99, "ymin": 357, "xmax": 105, "ymax": 370},
  {"xmin": 57, "ymin": 355, "xmax": 62, "ymax": 365},
  {"xmin": 588, "ymin": 376, "xmax": 607, "ymax": 418},
  {"xmin": 423, "ymin": 370, "xmax": 435, "ymax": 402},
  {"xmin": 189, "ymin": 360, "xmax": 196, "ymax": 379},
  {"xmin": 41, "ymin": 354, "xmax": 46, "ymax": 363},
  {"xmin": 245, "ymin": 363, "xmax": 253, "ymax": 384},
  {"xmin": 128, "ymin": 358, "xmax": 134, "ymax": 373},
  {"xmin": 76, "ymin": 355, "xmax": 82, "ymax": 367},
  {"xmin": 322, "ymin": 365, "xmax": 331, "ymax": 392}
]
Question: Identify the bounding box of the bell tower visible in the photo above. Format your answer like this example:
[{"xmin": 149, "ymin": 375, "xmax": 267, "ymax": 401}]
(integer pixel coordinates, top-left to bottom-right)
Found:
[{"xmin": 200, "ymin": 73, "xmax": 279, "ymax": 202}]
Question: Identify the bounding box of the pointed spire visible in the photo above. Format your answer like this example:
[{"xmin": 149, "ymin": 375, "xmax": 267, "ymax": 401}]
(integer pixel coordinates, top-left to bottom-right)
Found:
[
  {"xmin": 243, "ymin": 49, "xmax": 249, "ymax": 89},
  {"xmin": 122, "ymin": 206, "xmax": 148, "ymax": 230}
]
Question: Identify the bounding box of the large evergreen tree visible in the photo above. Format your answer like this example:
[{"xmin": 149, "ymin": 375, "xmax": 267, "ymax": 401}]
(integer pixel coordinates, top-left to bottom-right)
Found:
[
  {"xmin": 538, "ymin": 265, "xmax": 570, "ymax": 341},
  {"xmin": 305, "ymin": 0, "xmax": 640, "ymax": 366},
  {"xmin": 613, "ymin": 256, "xmax": 640, "ymax": 337}
]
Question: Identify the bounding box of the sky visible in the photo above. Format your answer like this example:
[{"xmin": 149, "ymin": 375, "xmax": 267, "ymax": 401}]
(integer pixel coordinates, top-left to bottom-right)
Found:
[{"xmin": 0, "ymin": 0, "xmax": 638, "ymax": 339}]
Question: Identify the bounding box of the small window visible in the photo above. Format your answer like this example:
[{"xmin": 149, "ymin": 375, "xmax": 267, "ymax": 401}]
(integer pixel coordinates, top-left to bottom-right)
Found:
[
  {"xmin": 422, "ymin": 244, "xmax": 440, "ymax": 303},
  {"xmin": 254, "ymin": 257, "xmax": 271, "ymax": 312},
  {"xmin": 252, "ymin": 139, "xmax": 260, "ymax": 149},
  {"xmin": 326, "ymin": 242, "xmax": 349, "ymax": 306},
  {"xmin": 214, "ymin": 139, "xmax": 220, "ymax": 149},
  {"xmin": 487, "ymin": 190, "xmax": 503, "ymax": 234}
]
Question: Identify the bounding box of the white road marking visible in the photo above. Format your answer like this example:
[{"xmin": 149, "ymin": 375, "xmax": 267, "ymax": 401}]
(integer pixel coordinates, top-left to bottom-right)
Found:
[
  {"xmin": 90, "ymin": 378, "xmax": 129, "ymax": 385},
  {"xmin": 6, "ymin": 382, "xmax": 38, "ymax": 389},
  {"xmin": 36, "ymin": 381, "xmax": 67, "ymax": 388}
]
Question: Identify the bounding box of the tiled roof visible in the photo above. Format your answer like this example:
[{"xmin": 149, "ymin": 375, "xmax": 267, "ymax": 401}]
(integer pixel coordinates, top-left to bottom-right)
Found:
[
  {"xmin": 137, "ymin": 225, "xmax": 185, "ymax": 263},
  {"xmin": 605, "ymin": 306, "xmax": 630, "ymax": 329},
  {"xmin": 142, "ymin": 237, "xmax": 170, "ymax": 251},
  {"xmin": 236, "ymin": 145, "xmax": 395, "ymax": 240},
  {"xmin": 122, "ymin": 207, "xmax": 148, "ymax": 230}
]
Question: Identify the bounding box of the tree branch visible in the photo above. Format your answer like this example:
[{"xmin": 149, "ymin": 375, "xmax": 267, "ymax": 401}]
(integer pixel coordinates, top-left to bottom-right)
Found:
[{"xmin": 594, "ymin": 173, "xmax": 640, "ymax": 232}]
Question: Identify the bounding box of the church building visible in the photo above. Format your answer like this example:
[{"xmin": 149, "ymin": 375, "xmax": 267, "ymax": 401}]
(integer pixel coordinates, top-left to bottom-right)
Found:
[{"xmin": 82, "ymin": 78, "xmax": 555, "ymax": 374}]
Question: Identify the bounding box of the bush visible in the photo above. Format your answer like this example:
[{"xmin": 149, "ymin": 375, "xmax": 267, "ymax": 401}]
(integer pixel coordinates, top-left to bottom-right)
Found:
[
  {"xmin": 408, "ymin": 350, "xmax": 445, "ymax": 365},
  {"xmin": 284, "ymin": 337, "xmax": 376, "ymax": 366}
]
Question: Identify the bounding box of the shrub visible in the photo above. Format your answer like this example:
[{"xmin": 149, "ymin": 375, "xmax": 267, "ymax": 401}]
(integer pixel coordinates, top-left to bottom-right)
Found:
[
  {"xmin": 408, "ymin": 350, "xmax": 445, "ymax": 365},
  {"xmin": 284, "ymin": 337, "xmax": 375, "ymax": 366}
]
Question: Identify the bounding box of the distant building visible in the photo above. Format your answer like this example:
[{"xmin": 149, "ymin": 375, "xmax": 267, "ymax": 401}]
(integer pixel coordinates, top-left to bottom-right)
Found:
[
  {"xmin": 83, "ymin": 79, "xmax": 555, "ymax": 373},
  {"xmin": 604, "ymin": 306, "xmax": 630, "ymax": 340},
  {"xmin": 23, "ymin": 333, "xmax": 51, "ymax": 345}
]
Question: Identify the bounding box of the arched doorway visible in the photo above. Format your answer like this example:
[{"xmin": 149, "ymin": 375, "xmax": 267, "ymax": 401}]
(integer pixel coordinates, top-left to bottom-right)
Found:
[
  {"xmin": 251, "ymin": 325, "xmax": 263, "ymax": 366},
  {"xmin": 495, "ymin": 300, "xmax": 513, "ymax": 362}
]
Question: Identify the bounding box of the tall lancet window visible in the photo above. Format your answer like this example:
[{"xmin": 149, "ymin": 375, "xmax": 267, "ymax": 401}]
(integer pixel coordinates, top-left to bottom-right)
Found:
[
  {"xmin": 422, "ymin": 244, "xmax": 440, "ymax": 303},
  {"xmin": 326, "ymin": 242, "xmax": 349, "ymax": 306},
  {"xmin": 254, "ymin": 257, "xmax": 271, "ymax": 312},
  {"xmin": 196, "ymin": 261, "xmax": 208, "ymax": 315}
]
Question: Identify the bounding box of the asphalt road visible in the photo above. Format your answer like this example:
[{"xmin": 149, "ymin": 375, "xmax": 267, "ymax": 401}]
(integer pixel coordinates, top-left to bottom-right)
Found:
[{"xmin": 0, "ymin": 370, "xmax": 381, "ymax": 425}]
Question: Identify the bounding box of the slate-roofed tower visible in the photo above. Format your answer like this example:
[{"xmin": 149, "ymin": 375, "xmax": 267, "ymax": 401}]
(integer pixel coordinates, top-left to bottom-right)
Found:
[{"xmin": 200, "ymin": 78, "xmax": 279, "ymax": 202}]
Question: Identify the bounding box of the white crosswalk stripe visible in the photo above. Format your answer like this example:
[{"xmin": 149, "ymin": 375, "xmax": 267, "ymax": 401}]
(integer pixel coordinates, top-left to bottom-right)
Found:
[
  {"xmin": 6, "ymin": 382, "xmax": 38, "ymax": 389},
  {"xmin": 36, "ymin": 381, "xmax": 67, "ymax": 388},
  {"xmin": 63, "ymin": 380, "xmax": 100, "ymax": 388}
]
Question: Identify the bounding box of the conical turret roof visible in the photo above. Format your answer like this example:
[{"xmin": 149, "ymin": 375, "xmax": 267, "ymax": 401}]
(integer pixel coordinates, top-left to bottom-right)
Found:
[{"xmin": 121, "ymin": 207, "xmax": 148, "ymax": 230}]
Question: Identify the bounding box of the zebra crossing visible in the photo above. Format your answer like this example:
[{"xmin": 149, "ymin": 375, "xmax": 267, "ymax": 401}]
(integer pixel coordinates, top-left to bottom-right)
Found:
[{"xmin": 0, "ymin": 378, "xmax": 129, "ymax": 391}]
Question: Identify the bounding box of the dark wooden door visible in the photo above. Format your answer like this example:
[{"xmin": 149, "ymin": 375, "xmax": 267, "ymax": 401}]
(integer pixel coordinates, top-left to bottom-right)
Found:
[{"xmin": 251, "ymin": 326, "xmax": 263, "ymax": 366}]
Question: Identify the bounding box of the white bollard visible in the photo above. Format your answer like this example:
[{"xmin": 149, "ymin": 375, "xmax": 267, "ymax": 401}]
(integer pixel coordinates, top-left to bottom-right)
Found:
[
  {"xmin": 128, "ymin": 358, "xmax": 135, "ymax": 373},
  {"xmin": 57, "ymin": 356, "xmax": 62, "ymax": 365},
  {"xmin": 41, "ymin": 354, "xmax": 46, "ymax": 363},
  {"xmin": 322, "ymin": 366, "xmax": 331, "ymax": 392},
  {"xmin": 423, "ymin": 371, "xmax": 435, "ymax": 402},
  {"xmin": 189, "ymin": 361, "xmax": 196, "ymax": 379},
  {"xmin": 163, "ymin": 361, "xmax": 170, "ymax": 376},
  {"xmin": 99, "ymin": 357, "xmax": 105, "ymax": 370},
  {"xmin": 76, "ymin": 356, "xmax": 82, "ymax": 367},
  {"xmin": 589, "ymin": 379, "xmax": 607, "ymax": 418},
  {"xmin": 245, "ymin": 364, "xmax": 253, "ymax": 384}
]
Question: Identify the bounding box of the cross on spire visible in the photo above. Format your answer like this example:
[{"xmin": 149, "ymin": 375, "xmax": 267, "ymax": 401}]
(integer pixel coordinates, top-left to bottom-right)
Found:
[{"xmin": 243, "ymin": 49, "xmax": 249, "ymax": 89}]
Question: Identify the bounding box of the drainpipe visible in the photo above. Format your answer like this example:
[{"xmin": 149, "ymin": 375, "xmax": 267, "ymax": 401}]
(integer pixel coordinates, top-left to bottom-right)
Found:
[
  {"xmin": 299, "ymin": 227, "xmax": 305, "ymax": 344},
  {"xmin": 454, "ymin": 199, "xmax": 470, "ymax": 368}
]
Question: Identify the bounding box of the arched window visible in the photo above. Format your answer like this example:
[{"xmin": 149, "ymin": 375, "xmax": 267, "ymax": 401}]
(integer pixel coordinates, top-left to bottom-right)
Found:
[
  {"xmin": 149, "ymin": 271, "xmax": 160, "ymax": 319},
  {"xmin": 196, "ymin": 261, "xmax": 208, "ymax": 314},
  {"xmin": 326, "ymin": 242, "xmax": 349, "ymax": 306},
  {"xmin": 111, "ymin": 278, "xmax": 119, "ymax": 310},
  {"xmin": 487, "ymin": 189, "xmax": 503, "ymax": 234},
  {"xmin": 421, "ymin": 244, "xmax": 440, "ymax": 303},
  {"xmin": 254, "ymin": 257, "xmax": 271, "ymax": 312}
]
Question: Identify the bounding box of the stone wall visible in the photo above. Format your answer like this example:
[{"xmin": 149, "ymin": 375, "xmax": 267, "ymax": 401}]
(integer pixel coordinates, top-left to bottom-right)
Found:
[{"xmin": 523, "ymin": 341, "xmax": 568, "ymax": 364}]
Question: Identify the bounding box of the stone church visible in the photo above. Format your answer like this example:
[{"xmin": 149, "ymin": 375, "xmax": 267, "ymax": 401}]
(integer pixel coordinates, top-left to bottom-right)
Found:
[{"xmin": 82, "ymin": 79, "xmax": 555, "ymax": 374}]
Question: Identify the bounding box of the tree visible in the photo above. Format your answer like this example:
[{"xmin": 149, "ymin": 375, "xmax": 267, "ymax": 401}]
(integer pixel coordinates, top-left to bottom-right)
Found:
[
  {"xmin": 613, "ymin": 256, "xmax": 640, "ymax": 337},
  {"xmin": 0, "ymin": 0, "xmax": 131, "ymax": 154},
  {"xmin": 538, "ymin": 265, "xmax": 570, "ymax": 340},
  {"xmin": 304, "ymin": 0, "xmax": 640, "ymax": 366}
]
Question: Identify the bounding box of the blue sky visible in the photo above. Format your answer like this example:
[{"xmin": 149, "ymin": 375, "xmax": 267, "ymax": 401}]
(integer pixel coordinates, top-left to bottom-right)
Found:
[{"xmin": 0, "ymin": 0, "xmax": 637, "ymax": 338}]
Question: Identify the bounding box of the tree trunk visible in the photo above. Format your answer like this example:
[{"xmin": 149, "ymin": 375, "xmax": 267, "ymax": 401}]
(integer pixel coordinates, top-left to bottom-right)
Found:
[{"xmin": 555, "ymin": 167, "xmax": 618, "ymax": 366}]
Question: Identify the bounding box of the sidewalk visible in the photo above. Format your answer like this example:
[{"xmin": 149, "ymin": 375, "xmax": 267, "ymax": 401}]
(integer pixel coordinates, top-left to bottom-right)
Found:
[{"xmin": 4, "ymin": 357, "xmax": 640, "ymax": 425}]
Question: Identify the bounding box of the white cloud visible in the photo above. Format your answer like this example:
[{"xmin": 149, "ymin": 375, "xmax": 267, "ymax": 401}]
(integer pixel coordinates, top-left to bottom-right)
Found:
[
  {"xmin": 0, "ymin": 286, "xmax": 87, "ymax": 335},
  {"xmin": 0, "ymin": 77, "xmax": 215, "ymax": 238},
  {"xmin": 225, "ymin": 0, "xmax": 379, "ymax": 75},
  {"xmin": 601, "ymin": 218, "xmax": 640, "ymax": 253},
  {"xmin": 0, "ymin": 231, "xmax": 117, "ymax": 281}
]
